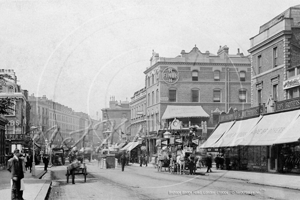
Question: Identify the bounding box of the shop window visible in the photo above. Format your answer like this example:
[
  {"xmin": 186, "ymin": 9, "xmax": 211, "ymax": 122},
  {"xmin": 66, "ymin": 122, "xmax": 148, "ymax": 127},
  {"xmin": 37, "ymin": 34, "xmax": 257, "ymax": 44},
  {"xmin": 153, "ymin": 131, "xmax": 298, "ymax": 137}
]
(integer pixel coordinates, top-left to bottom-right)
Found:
[
  {"xmin": 192, "ymin": 70, "xmax": 198, "ymax": 81},
  {"xmin": 213, "ymin": 89, "xmax": 221, "ymax": 102},
  {"xmin": 214, "ymin": 70, "xmax": 220, "ymax": 81},
  {"xmin": 287, "ymin": 88, "xmax": 299, "ymax": 99},
  {"xmin": 169, "ymin": 89, "xmax": 176, "ymax": 102},
  {"xmin": 258, "ymin": 55, "xmax": 262, "ymax": 74},
  {"xmin": 191, "ymin": 89, "xmax": 199, "ymax": 102},
  {"xmin": 240, "ymin": 71, "xmax": 246, "ymax": 82},
  {"xmin": 273, "ymin": 47, "xmax": 278, "ymax": 68},
  {"xmin": 239, "ymin": 89, "xmax": 247, "ymax": 102},
  {"xmin": 273, "ymin": 84, "xmax": 278, "ymax": 101}
]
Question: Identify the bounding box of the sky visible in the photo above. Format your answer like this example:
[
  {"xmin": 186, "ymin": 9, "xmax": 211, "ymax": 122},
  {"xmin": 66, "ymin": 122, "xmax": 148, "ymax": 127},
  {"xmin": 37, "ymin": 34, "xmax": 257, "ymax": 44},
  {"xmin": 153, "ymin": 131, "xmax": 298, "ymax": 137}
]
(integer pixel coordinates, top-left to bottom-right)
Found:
[{"xmin": 0, "ymin": 0, "xmax": 299, "ymax": 119}]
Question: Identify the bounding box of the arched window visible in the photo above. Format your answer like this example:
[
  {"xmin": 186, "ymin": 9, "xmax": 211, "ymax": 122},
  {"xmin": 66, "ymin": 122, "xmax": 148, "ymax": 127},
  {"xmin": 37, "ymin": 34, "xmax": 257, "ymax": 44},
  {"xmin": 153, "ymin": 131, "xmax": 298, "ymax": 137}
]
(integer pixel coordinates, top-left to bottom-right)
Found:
[
  {"xmin": 152, "ymin": 74, "xmax": 155, "ymax": 85},
  {"xmin": 156, "ymin": 89, "xmax": 159, "ymax": 103},
  {"xmin": 213, "ymin": 89, "xmax": 221, "ymax": 102},
  {"xmin": 239, "ymin": 89, "xmax": 247, "ymax": 102},
  {"xmin": 214, "ymin": 70, "xmax": 220, "ymax": 81},
  {"xmin": 192, "ymin": 70, "xmax": 199, "ymax": 81},
  {"xmin": 240, "ymin": 71, "xmax": 246, "ymax": 81},
  {"xmin": 191, "ymin": 89, "xmax": 200, "ymax": 102}
]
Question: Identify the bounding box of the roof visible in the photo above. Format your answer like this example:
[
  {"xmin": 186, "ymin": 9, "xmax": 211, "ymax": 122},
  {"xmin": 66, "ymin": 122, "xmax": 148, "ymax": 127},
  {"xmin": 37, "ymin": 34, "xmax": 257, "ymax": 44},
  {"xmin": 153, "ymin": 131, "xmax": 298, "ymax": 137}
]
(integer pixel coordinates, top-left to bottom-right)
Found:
[{"xmin": 161, "ymin": 105, "xmax": 209, "ymax": 120}]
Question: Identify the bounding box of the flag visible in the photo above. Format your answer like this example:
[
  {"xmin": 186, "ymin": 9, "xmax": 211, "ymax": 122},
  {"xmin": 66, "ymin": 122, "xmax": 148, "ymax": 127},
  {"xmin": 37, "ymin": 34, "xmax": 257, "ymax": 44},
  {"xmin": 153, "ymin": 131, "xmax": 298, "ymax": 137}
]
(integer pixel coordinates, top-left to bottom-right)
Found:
[
  {"xmin": 175, "ymin": 138, "xmax": 182, "ymax": 143},
  {"xmin": 192, "ymin": 139, "xmax": 199, "ymax": 145},
  {"xmin": 161, "ymin": 140, "xmax": 168, "ymax": 145}
]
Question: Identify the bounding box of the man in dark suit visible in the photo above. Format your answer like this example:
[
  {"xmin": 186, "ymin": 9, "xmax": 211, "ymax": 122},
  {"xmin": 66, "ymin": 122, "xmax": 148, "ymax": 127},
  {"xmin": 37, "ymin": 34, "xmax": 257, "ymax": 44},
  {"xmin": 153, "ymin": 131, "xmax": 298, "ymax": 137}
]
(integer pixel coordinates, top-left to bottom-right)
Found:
[
  {"xmin": 43, "ymin": 155, "xmax": 49, "ymax": 171},
  {"xmin": 7, "ymin": 149, "xmax": 25, "ymax": 200},
  {"xmin": 120, "ymin": 151, "xmax": 127, "ymax": 172}
]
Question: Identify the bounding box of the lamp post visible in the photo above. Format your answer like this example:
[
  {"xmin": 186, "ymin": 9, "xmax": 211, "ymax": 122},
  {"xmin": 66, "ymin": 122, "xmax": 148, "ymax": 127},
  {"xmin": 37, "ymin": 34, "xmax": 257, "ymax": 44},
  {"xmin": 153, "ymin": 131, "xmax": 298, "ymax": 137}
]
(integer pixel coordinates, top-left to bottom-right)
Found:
[{"xmin": 29, "ymin": 126, "xmax": 38, "ymax": 176}]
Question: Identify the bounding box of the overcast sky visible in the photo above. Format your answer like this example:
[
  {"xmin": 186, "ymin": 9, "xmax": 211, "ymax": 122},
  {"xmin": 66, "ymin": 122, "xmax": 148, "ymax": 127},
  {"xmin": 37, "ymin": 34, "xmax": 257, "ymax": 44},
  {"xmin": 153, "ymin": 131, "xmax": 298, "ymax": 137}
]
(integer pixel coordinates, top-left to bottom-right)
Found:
[{"xmin": 0, "ymin": 0, "xmax": 299, "ymax": 119}]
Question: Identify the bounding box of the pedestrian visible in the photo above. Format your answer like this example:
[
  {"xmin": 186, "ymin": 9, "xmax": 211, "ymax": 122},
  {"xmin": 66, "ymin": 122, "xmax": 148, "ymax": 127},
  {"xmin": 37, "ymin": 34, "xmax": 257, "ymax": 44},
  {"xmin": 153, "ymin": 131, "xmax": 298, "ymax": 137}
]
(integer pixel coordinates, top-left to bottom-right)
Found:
[
  {"xmin": 120, "ymin": 151, "xmax": 127, "ymax": 171},
  {"xmin": 7, "ymin": 149, "xmax": 25, "ymax": 200},
  {"xmin": 139, "ymin": 154, "xmax": 144, "ymax": 167},
  {"xmin": 144, "ymin": 154, "xmax": 148, "ymax": 167},
  {"xmin": 27, "ymin": 153, "xmax": 32, "ymax": 173},
  {"xmin": 188, "ymin": 155, "xmax": 195, "ymax": 175},
  {"xmin": 43, "ymin": 155, "xmax": 49, "ymax": 171},
  {"xmin": 215, "ymin": 154, "xmax": 220, "ymax": 169},
  {"xmin": 206, "ymin": 154, "xmax": 212, "ymax": 173}
]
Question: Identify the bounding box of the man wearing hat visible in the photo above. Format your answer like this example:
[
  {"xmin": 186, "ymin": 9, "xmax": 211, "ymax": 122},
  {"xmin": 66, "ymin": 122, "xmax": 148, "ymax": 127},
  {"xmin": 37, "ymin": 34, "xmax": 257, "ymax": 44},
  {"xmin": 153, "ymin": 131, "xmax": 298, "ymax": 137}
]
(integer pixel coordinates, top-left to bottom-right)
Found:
[{"xmin": 7, "ymin": 149, "xmax": 25, "ymax": 200}]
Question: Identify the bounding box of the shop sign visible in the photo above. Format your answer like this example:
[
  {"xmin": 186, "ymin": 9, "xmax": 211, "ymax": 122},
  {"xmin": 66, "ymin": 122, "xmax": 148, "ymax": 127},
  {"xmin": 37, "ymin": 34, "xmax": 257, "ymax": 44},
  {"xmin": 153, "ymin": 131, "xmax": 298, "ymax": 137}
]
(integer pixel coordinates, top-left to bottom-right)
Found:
[
  {"xmin": 275, "ymin": 97, "xmax": 300, "ymax": 112},
  {"xmin": 283, "ymin": 76, "xmax": 300, "ymax": 90},
  {"xmin": 5, "ymin": 134, "xmax": 25, "ymax": 141},
  {"xmin": 162, "ymin": 67, "xmax": 179, "ymax": 84}
]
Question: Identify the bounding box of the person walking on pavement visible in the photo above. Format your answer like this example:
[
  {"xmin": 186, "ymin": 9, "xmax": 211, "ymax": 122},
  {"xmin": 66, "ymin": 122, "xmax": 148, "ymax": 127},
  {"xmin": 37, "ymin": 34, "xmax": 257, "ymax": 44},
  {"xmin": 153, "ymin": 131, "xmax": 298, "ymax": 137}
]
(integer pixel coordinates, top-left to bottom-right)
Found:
[
  {"xmin": 120, "ymin": 151, "xmax": 127, "ymax": 172},
  {"xmin": 43, "ymin": 155, "xmax": 49, "ymax": 171},
  {"xmin": 7, "ymin": 149, "xmax": 25, "ymax": 200},
  {"xmin": 206, "ymin": 154, "xmax": 213, "ymax": 173}
]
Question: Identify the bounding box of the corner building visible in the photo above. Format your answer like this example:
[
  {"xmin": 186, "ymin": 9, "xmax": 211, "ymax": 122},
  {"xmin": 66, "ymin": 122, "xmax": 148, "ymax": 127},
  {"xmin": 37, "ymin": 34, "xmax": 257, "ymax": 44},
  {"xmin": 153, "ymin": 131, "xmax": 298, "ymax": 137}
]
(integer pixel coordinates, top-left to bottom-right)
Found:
[
  {"xmin": 144, "ymin": 46, "xmax": 251, "ymax": 157},
  {"xmin": 249, "ymin": 5, "xmax": 300, "ymax": 106}
]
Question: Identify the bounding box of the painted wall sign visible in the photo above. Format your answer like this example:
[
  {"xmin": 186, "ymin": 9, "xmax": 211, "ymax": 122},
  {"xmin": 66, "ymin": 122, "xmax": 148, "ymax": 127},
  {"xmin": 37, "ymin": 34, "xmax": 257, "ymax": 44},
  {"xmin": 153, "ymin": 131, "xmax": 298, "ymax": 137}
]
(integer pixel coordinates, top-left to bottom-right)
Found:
[
  {"xmin": 5, "ymin": 134, "xmax": 25, "ymax": 141},
  {"xmin": 283, "ymin": 76, "xmax": 300, "ymax": 90},
  {"xmin": 162, "ymin": 67, "xmax": 179, "ymax": 84},
  {"xmin": 275, "ymin": 97, "xmax": 300, "ymax": 112}
]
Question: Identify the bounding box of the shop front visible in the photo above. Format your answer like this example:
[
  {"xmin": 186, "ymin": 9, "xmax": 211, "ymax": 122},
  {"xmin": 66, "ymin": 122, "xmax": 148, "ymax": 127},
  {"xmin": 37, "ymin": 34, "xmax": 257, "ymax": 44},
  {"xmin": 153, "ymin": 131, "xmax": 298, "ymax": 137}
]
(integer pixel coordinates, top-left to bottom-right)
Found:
[{"xmin": 202, "ymin": 103, "xmax": 300, "ymax": 173}]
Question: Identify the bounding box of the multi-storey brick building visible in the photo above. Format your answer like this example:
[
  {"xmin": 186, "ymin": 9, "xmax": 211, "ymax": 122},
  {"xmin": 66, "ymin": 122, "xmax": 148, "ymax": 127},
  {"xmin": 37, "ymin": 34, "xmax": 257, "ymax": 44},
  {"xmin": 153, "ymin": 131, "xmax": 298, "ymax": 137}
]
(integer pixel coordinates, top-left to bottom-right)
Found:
[
  {"xmin": 0, "ymin": 69, "xmax": 30, "ymax": 153},
  {"xmin": 101, "ymin": 96, "xmax": 131, "ymax": 145},
  {"xmin": 249, "ymin": 5, "xmax": 300, "ymax": 107},
  {"xmin": 130, "ymin": 88, "xmax": 146, "ymax": 139},
  {"xmin": 144, "ymin": 46, "xmax": 251, "ymax": 156}
]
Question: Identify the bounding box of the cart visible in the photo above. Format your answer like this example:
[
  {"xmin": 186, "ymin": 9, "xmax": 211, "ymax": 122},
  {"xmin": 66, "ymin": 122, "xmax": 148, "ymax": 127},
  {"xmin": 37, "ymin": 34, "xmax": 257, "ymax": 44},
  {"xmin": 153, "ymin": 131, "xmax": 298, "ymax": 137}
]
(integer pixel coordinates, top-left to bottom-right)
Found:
[{"xmin": 66, "ymin": 163, "xmax": 88, "ymax": 184}]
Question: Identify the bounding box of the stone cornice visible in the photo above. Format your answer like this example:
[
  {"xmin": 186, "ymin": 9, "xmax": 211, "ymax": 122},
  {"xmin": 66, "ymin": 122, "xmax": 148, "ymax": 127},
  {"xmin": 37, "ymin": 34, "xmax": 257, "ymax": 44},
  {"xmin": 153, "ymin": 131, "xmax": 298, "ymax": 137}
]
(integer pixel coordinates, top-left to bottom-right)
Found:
[
  {"xmin": 248, "ymin": 30, "xmax": 292, "ymax": 53},
  {"xmin": 144, "ymin": 61, "xmax": 250, "ymax": 74}
]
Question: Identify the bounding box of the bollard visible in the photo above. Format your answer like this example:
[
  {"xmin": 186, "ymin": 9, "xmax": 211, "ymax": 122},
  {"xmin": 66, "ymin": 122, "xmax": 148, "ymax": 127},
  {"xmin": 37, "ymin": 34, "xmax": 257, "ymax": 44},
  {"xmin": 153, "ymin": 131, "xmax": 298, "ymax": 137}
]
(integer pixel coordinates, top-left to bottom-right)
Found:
[
  {"xmin": 103, "ymin": 158, "xmax": 106, "ymax": 169},
  {"xmin": 115, "ymin": 158, "xmax": 118, "ymax": 169}
]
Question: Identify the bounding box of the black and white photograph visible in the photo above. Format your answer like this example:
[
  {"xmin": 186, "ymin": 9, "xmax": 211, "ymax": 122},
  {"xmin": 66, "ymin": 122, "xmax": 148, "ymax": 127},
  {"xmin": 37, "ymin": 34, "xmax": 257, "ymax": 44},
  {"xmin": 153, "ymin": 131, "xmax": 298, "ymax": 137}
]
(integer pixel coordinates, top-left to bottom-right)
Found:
[{"xmin": 0, "ymin": 0, "xmax": 300, "ymax": 199}]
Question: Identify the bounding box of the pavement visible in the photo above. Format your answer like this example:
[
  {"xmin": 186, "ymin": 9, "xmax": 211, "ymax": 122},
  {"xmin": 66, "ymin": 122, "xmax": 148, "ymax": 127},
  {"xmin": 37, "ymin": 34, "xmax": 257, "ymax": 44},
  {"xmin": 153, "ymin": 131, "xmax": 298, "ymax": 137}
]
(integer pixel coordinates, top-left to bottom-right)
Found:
[
  {"xmin": 0, "ymin": 164, "xmax": 51, "ymax": 200},
  {"xmin": 132, "ymin": 162, "xmax": 300, "ymax": 190}
]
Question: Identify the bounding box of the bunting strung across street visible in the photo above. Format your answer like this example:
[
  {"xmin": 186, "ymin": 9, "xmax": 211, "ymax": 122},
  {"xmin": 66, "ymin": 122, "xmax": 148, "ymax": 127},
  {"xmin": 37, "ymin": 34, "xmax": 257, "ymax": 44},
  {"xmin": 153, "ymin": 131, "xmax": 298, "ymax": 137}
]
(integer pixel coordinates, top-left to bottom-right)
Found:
[{"xmin": 161, "ymin": 140, "xmax": 168, "ymax": 146}]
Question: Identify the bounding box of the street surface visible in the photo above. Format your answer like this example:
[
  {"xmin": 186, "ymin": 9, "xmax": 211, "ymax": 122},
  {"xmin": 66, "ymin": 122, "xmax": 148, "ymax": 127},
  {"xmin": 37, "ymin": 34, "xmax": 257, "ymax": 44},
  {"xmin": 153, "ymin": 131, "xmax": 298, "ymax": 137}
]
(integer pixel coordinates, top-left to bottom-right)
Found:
[{"xmin": 47, "ymin": 161, "xmax": 300, "ymax": 200}]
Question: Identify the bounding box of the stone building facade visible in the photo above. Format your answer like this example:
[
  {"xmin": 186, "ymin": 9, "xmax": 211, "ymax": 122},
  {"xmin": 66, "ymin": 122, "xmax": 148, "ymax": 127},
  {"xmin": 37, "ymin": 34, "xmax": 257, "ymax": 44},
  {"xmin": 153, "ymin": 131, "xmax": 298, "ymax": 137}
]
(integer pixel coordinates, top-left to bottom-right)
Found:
[{"xmin": 249, "ymin": 5, "xmax": 300, "ymax": 107}]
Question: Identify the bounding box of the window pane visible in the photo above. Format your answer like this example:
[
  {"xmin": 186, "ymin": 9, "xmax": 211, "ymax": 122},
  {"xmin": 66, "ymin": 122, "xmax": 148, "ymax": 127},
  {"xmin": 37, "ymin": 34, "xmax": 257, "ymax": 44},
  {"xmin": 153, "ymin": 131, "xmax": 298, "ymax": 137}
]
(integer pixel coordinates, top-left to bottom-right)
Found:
[
  {"xmin": 273, "ymin": 85, "xmax": 278, "ymax": 101},
  {"xmin": 213, "ymin": 90, "xmax": 221, "ymax": 102},
  {"xmin": 239, "ymin": 90, "xmax": 246, "ymax": 102},
  {"xmin": 192, "ymin": 90, "xmax": 199, "ymax": 102},
  {"xmin": 169, "ymin": 90, "xmax": 176, "ymax": 102},
  {"xmin": 288, "ymin": 69, "xmax": 295, "ymax": 78},
  {"xmin": 192, "ymin": 71, "xmax": 198, "ymax": 81},
  {"xmin": 214, "ymin": 71, "xmax": 220, "ymax": 81}
]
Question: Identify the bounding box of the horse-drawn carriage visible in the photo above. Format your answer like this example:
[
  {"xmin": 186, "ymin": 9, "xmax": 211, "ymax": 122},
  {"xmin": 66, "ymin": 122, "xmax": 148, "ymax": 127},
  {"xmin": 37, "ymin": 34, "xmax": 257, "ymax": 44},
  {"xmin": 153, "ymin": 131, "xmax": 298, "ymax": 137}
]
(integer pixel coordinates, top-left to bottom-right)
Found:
[{"xmin": 66, "ymin": 159, "xmax": 88, "ymax": 184}]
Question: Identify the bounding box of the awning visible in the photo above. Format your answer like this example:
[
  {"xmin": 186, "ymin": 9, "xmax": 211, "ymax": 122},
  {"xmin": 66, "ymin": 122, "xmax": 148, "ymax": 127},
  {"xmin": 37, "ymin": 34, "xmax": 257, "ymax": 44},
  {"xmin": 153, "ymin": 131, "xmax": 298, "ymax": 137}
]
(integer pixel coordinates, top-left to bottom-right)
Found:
[
  {"xmin": 161, "ymin": 105, "xmax": 209, "ymax": 119},
  {"xmin": 213, "ymin": 116, "xmax": 262, "ymax": 148},
  {"xmin": 200, "ymin": 121, "xmax": 235, "ymax": 148},
  {"xmin": 274, "ymin": 111, "xmax": 300, "ymax": 144},
  {"xmin": 120, "ymin": 142, "xmax": 133, "ymax": 151},
  {"xmin": 127, "ymin": 142, "xmax": 139, "ymax": 151},
  {"xmin": 116, "ymin": 142, "xmax": 126, "ymax": 149},
  {"xmin": 239, "ymin": 110, "xmax": 300, "ymax": 146}
]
